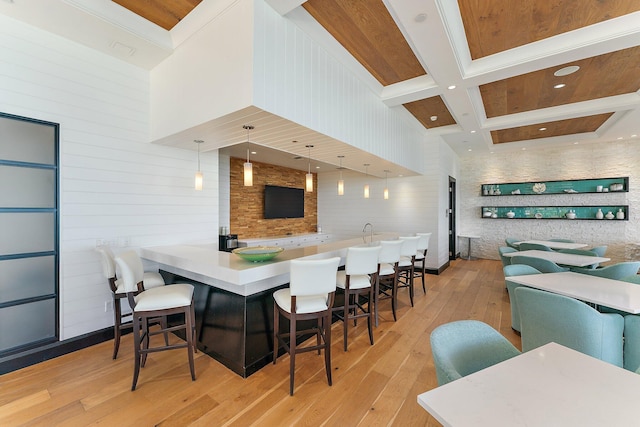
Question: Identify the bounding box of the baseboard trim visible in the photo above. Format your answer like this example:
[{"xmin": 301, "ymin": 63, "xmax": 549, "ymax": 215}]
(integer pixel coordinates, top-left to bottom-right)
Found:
[{"xmin": 0, "ymin": 327, "xmax": 114, "ymax": 375}]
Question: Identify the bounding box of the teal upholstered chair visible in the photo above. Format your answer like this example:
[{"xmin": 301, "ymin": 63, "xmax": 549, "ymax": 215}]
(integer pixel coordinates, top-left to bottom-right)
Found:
[
  {"xmin": 548, "ymin": 238, "xmax": 575, "ymax": 243},
  {"xmin": 504, "ymin": 264, "xmax": 542, "ymax": 332},
  {"xmin": 498, "ymin": 246, "xmax": 518, "ymax": 267},
  {"xmin": 515, "ymin": 287, "xmax": 624, "ymax": 367},
  {"xmin": 504, "ymin": 238, "xmax": 520, "ymax": 249},
  {"xmin": 624, "ymin": 315, "xmax": 640, "ymax": 372},
  {"xmin": 430, "ymin": 320, "xmax": 521, "ymax": 386},
  {"xmin": 518, "ymin": 243, "xmax": 554, "ymax": 252},
  {"xmin": 509, "ymin": 255, "xmax": 569, "ymax": 273},
  {"xmin": 575, "ymin": 262, "xmax": 640, "ymax": 280},
  {"xmin": 620, "ymin": 274, "xmax": 640, "ymax": 372},
  {"xmin": 591, "ymin": 245, "xmax": 608, "ymax": 257}
]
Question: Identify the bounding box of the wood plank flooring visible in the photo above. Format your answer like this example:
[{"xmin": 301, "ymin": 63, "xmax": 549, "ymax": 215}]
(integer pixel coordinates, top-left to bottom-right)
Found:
[{"xmin": 0, "ymin": 259, "xmax": 519, "ymax": 426}]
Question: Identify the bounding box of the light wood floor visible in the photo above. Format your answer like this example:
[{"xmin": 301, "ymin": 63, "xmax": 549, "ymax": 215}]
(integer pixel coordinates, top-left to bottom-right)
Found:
[{"xmin": 0, "ymin": 258, "xmax": 519, "ymax": 426}]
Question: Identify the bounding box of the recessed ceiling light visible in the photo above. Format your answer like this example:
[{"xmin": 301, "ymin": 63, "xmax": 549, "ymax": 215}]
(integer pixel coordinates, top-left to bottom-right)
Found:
[
  {"xmin": 522, "ymin": 148, "xmax": 526, "ymax": 151},
  {"xmin": 470, "ymin": 130, "xmax": 476, "ymax": 134},
  {"xmin": 631, "ymin": 134, "xmax": 638, "ymax": 138},
  {"xmin": 468, "ymin": 148, "xmax": 472, "ymax": 152},
  {"xmin": 617, "ymin": 137, "xmax": 624, "ymax": 140},
  {"xmin": 430, "ymin": 115, "xmax": 438, "ymax": 121},
  {"xmin": 251, "ymin": 151, "xmax": 257, "ymax": 155},
  {"xmin": 554, "ymin": 83, "xmax": 566, "ymax": 89},
  {"xmin": 539, "ymin": 127, "xmax": 547, "ymax": 131},
  {"xmin": 573, "ymin": 142, "xmax": 579, "ymax": 145},
  {"xmin": 447, "ymin": 85, "xmax": 456, "ymax": 90},
  {"xmin": 316, "ymin": 166, "xmax": 320, "ymax": 169},
  {"xmin": 554, "ymin": 65, "xmax": 580, "ymax": 77},
  {"xmin": 414, "ymin": 13, "xmax": 427, "ymax": 23}
]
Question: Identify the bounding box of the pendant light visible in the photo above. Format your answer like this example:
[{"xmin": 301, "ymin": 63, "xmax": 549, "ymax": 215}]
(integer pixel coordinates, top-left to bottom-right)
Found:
[
  {"xmin": 363, "ymin": 163, "xmax": 370, "ymax": 198},
  {"xmin": 194, "ymin": 139, "xmax": 203, "ymax": 191},
  {"xmin": 243, "ymin": 125, "xmax": 254, "ymax": 186},
  {"xmin": 305, "ymin": 145, "xmax": 314, "ymax": 192},
  {"xmin": 337, "ymin": 155, "xmax": 345, "ymax": 196},
  {"xmin": 383, "ymin": 170, "xmax": 390, "ymax": 200}
]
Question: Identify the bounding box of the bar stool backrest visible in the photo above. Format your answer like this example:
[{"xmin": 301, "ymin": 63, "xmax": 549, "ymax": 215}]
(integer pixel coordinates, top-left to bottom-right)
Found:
[
  {"xmin": 96, "ymin": 245, "xmax": 117, "ymax": 280},
  {"xmin": 290, "ymin": 257, "xmax": 340, "ymax": 298},
  {"xmin": 378, "ymin": 240, "xmax": 403, "ymax": 264},
  {"xmin": 115, "ymin": 250, "xmax": 145, "ymax": 293},
  {"xmin": 416, "ymin": 233, "xmax": 431, "ymax": 251},
  {"xmin": 399, "ymin": 236, "xmax": 420, "ymax": 257},
  {"xmin": 345, "ymin": 246, "xmax": 381, "ymax": 276}
]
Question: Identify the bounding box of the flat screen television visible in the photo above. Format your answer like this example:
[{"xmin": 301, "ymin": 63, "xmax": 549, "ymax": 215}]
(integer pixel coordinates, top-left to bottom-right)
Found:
[{"xmin": 264, "ymin": 185, "xmax": 304, "ymax": 219}]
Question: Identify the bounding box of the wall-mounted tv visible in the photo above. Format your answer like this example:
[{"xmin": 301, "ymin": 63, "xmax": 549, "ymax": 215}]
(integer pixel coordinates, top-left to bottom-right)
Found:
[{"xmin": 264, "ymin": 185, "xmax": 304, "ymax": 219}]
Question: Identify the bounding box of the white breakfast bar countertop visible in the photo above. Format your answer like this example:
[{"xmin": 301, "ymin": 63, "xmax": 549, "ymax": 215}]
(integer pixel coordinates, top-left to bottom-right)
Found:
[{"xmin": 141, "ymin": 233, "xmax": 398, "ymax": 296}]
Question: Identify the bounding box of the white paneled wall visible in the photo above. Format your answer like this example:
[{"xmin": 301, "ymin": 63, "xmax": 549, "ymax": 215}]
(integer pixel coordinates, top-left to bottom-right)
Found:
[
  {"xmin": 253, "ymin": 0, "xmax": 426, "ymax": 175},
  {"xmin": 459, "ymin": 141, "xmax": 640, "ymax": 263},
  {"xmin": 0, "ymin": 15, "xmax": 219, "ymax": 340},
  {"xmin": 318, "ymin": 163, "xmax": 443, "ymax": 270}
]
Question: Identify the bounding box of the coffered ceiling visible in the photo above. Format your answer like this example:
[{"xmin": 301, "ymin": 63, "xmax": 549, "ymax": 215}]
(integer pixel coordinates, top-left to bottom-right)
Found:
[{"xmin": 1, "ymin": 0, "xmax": 638, "ymax": 170}]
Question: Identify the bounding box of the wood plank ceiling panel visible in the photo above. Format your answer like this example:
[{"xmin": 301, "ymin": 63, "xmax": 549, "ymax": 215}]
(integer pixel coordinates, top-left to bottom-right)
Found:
[
  {"xmin": 491, "ymin": 113, "xmax": 613, "ymax": 144},
  {"xmin": 403, "ymin": 96, "xmax": 457, "ymax": 129},
  {"xmin": 481, "ymin": 47, "xmax": 640, "ymax": 118},
  {"xmin": 112, "ymin": 0, "xmax": 202, "ymax": 30},
  {"xmin": 302, "ymin": 0, "xmax": 426, "ymax": 86},
  {"xmin": 458, "ymin": 0, "xmax": 640, "ymax": 59}
]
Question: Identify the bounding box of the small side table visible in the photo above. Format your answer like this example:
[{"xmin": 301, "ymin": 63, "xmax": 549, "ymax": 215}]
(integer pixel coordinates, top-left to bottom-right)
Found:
[{"xmin": 458, "ymin": 234, "xmax": 480, "ymax": 260}]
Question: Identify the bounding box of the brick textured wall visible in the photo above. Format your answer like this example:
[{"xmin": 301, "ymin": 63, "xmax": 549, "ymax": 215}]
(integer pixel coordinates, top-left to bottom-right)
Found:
[{"xmin": 229, "ymin": 157, "xmax": 317, "ymax": 238}]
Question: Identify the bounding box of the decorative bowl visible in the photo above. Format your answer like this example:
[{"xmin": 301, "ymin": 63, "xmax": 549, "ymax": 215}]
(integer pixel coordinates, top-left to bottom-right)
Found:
[
  {"xmin": 233, "ymin": 246, "xmax": 284, "ymax": 262},
  {"xmin": 532, "ymin": 183, "xmax": 546, "ymax": 194},
  {"xmin": 506, "ymin": 211, "xmax": 515, "ymax": 218}
]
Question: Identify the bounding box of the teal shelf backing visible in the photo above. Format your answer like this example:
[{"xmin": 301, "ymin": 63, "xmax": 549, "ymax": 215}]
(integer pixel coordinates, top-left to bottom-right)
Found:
[
  {"xmin": 481, "ymin": 206, "xmax": 628, "ymax": 220},
  {"xmin": 481, "ymin": 177, "xmax": 628, "ymax": 196}
]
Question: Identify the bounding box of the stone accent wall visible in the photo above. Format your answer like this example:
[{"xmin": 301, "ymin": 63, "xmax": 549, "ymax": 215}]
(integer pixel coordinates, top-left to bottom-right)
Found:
[
  {"xmin": 459, "ymin": 141, "xmax": 640, "ymax": 264},
  {"xmin": 229, "ymin": 157, "xmax": 317, "ymax": 238}
]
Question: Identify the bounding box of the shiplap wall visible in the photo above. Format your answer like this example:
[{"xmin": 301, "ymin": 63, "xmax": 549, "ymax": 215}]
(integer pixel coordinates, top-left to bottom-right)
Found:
[
  {"xmin": 253, "ymin": 0, "xmax": 426, "ymax": 175},
  {"xmin": 0, "ymin": 15, "xmax": 219, "ymax": 340},
  {"xmin": 318, "ymin": 146, "xmax": 445, "ymax": 270},
  {"xmin": 459, "ymin": 141, "xmax": 640, "ymax": 263}
]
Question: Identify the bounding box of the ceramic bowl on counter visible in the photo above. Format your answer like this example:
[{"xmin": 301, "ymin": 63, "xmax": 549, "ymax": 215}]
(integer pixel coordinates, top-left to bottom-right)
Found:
[{"xmin": 232, "ymin": 246, "xmax": 284, "ymax": 262}]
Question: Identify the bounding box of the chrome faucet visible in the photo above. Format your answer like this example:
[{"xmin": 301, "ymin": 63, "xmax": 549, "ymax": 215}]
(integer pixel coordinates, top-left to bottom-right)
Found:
[{"xmin": 363, "ymin": 223, "xmax": 373, "ymax": 244}]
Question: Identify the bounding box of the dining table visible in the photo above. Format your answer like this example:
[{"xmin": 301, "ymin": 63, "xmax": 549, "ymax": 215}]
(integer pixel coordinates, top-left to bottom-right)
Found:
[
  {"xmin": 417, "ymin": 342, "xmax": 640, "ymax": 426},
  {"xmin": 513, "ymin": 239, "xmax": 588, "ymax": 250},
  {"xmin": 504, "ymin": 271, "xmax": 640, "ymax": 314},
  {"xmin": 458, "ymin": 233, "xmax": 480, "ymax": 260},
  {"xmin": 503, "ymin": 249, "xmax": 610, "ymax": 267}
]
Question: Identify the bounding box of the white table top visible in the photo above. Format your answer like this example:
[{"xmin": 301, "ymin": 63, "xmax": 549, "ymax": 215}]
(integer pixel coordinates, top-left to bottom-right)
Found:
[
  {"xmin": 506, "ymin": 271, "xmax": 640, "ymax": 314},
  {"xmin": 513, "ymin": 240, "xmax": 588, "ymax": 250},
  {"xmin": 418, "ymin": 342, "xmax": 640, "ymax": 426},
  {"xmin": 503, "ymin": 249, "xmax": 610, "ymax": 267}
]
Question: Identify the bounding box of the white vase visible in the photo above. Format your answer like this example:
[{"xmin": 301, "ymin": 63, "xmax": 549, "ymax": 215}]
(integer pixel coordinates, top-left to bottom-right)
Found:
[
  {"xmin": 617, "ymin": 209, "xmax": 625, "ymax": 220},
  {"xmin": 605, "ymin": 211, "xmax": 614, "ymax": 220},
  {"xmin": 596, "ymin": 208, "xmax": 604, "ymax": 220}
]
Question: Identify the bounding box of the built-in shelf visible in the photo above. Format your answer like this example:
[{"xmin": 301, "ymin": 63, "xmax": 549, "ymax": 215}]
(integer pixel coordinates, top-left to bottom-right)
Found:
[
  {"xmin": 481, "ymin": 206, "xmax": 629, "ymax": 220},
  {"xmin": 481, "ymin": 177, "xmax": 628, "ymax": 196}
]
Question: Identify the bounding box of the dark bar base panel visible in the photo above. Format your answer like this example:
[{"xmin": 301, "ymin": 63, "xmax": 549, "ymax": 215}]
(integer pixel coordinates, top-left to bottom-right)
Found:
[{"xmin": 161, "ymin": 271, "xmax": 287, "ymax": 378}]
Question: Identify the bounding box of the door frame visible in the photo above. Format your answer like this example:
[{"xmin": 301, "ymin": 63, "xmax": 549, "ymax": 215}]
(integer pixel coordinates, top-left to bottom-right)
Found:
[{"xmin": 448, "ymin": 176, "xmax": 457, "ymax": 260}]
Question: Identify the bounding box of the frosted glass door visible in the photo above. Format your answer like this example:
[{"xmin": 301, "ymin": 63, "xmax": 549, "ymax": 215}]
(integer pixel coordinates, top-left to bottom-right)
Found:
[{"xmin": 0, "ymin": 113, "xmax": 58, "ymax": 355}]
